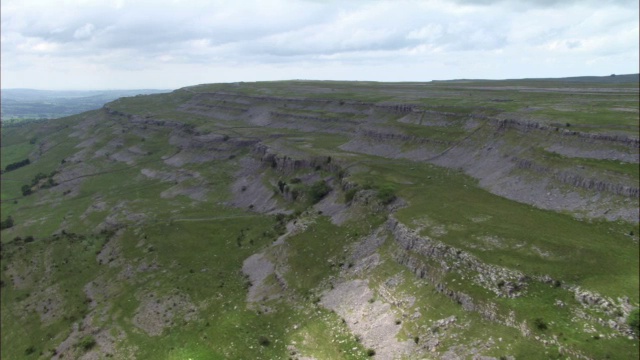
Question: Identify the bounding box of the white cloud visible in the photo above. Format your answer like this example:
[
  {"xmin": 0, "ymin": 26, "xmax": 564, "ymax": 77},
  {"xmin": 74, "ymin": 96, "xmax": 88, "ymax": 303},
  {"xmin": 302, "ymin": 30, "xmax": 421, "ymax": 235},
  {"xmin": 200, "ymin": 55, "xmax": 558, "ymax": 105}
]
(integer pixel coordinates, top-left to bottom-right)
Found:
[
  {"xmin": 73, "ymin": 23, "xmax": 95, "ymax": 39},
  {"xmin": 1, "ymin": 0, "xmax": 638, "ymax": 89},
  {"xmin": 407, "ymin": 25, "xmax": 445, "ymax": 41}
]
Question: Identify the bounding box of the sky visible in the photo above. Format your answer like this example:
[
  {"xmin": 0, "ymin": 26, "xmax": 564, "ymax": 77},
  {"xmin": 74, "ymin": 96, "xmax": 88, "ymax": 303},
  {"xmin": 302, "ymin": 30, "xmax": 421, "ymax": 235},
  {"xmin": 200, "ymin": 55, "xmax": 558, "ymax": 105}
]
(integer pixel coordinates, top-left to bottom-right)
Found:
[{"xmin": 1, "ymin": 0, "xmax": 638, "ymax": 90}]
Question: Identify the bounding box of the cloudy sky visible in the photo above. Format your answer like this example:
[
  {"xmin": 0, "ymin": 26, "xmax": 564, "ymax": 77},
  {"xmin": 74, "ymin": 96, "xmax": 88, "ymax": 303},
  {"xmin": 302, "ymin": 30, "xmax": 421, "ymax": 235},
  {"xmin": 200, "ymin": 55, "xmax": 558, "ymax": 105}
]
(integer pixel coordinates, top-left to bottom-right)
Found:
[{"xmin": 1, "ymin": 0, "xmax": 638, "ymax": 90}]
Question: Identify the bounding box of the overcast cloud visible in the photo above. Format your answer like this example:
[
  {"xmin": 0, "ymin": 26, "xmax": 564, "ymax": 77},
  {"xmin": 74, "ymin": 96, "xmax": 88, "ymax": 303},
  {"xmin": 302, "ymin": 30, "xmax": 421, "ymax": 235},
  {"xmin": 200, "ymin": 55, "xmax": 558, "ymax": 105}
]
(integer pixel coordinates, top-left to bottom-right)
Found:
[{"xmin": 1, "ymin": 0, "xmax": 638, "ymax": 90}]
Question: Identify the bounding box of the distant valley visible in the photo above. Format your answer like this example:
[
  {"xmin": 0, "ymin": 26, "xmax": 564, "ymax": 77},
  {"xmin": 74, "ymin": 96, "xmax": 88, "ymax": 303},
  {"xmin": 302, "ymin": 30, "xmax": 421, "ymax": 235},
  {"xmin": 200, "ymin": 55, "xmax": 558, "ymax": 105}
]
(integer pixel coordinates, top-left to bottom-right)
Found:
[{"xmin": 1, "ymin": 89, "xmax": 170, "ymax": 122}]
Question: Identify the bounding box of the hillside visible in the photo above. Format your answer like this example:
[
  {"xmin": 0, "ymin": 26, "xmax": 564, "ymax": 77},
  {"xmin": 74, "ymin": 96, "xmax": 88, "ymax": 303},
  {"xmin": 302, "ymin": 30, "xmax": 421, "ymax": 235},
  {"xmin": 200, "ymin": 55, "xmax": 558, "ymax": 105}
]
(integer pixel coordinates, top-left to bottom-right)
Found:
[{"xmin": 1, "ymin": 79, "xmax": 638, "ymax": 359}]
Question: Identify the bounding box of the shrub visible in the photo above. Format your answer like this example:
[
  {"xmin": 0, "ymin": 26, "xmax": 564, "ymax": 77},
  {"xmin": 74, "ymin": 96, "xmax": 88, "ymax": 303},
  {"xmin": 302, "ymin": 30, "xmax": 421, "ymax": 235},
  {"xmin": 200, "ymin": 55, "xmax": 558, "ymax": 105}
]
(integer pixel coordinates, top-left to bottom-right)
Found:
[
  {"xmin": 277, "ymin": 180, "xmax": 286, "ymax": 193},
  {"xmin": 21, "ymin": 185, "xmax": 32, "ymax": 196},
  {"xmin": 258, "ymin": 335, "xmax": 270, "ymax": 346},
  {"xmin": 42, "ymin": 177, "xmax": 57, "ymax": 189},
  {"xmin": 31, "ymin": 172, "xmax": 48, "ymax": 186},
  {"xmin": 308, "ymin": 180, "xmax": 331, "ymax": 204},
  {"xmin": 376, "ymin": 185, "xmax": 396, "ymax": 205},
  {"xmin": 0, "ymin": 216, "xmax": 14, "ymax": 230},
  {"xmin": 4, "ymin": 158, "xmax": 30, "ymax": 172},
  {"xmin": 366, "ymin": 348, "xmax": 376, "ymax": 356},
  {"xmin": 76, "ymin": 335, "xmax": 96, "ymax": 351},
  {"xmin": 344, "ymin": 188, "xmax": 357, "ymax": 203},
  {"xmin": 534, "ymin": 318, "xmax": 547, "ymax": 331},
  {"xmin": 629, "ymin": 308, "xmax": 640, "ymax": 337}
]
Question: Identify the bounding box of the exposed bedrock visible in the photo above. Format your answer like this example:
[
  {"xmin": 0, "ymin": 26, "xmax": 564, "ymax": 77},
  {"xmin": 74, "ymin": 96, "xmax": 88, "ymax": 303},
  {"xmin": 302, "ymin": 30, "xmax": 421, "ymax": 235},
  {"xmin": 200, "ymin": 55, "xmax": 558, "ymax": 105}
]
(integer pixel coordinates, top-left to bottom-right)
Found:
[
  {"xmin": 387, "ymin": 217, "xmax": 528, "ymax": 299},
  {"xmin": 495, "ymin": 118, "xmax": 640, "ymax": 150},
  {"xmin": 514, "ymin": 158, "xmax": 639, "ymax": 198},
  {"xmin": 357, "ymin": 128, "xmax": 452, "ymax": 146},
  {"xmin": 387, "ymin": 216, "xmax": 636, "ymax": 336},
  {"xmin": 251, "ymin": 143, "xmax": 341, "ymax": 175},
  {"xmin": 105, "ymin": 93, "xmax": 639, "ymax": 222}
]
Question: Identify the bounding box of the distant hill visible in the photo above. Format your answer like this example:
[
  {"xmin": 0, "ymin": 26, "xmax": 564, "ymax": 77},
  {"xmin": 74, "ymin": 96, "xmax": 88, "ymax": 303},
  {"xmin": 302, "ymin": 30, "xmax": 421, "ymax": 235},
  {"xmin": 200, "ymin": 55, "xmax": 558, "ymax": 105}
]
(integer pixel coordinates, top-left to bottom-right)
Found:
[
  {"xmin": 521, "ymin": 73, "xmax": 639, "ymax": 83},
  {"xmin": 433, "ymin": 73, "xmax": 640, "ymax": 84},
  {"xmin": 0, "ymin": 89, "xmax": 171, "ymax": 121}
]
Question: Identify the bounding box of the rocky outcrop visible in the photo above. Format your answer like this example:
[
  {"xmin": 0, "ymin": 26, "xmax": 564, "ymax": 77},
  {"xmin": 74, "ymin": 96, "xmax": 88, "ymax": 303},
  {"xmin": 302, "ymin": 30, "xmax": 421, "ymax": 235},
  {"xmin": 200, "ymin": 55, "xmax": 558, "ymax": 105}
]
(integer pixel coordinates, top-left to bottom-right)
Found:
[
  {"xmin": 269, "ymin": 111, "xmax": 359, "ymax": 127},
  {"xmin": 103, "ymin": 106, "xmax": 189, "ymax": 130},
  {"xmin": 260, "ymin": 113, "xmax": 356, "ymax": 134},
  {"xmin": 373, "ymin": 104, "xmax": 416, "ymax": 114},
  {"xmin": 358, "ymin": 128, "xmax": 451, "ymax": 146},
  {"xmin": 251, "ymin": 143, "xmax": 342, "ymax": 175},
  {"xmin": 180, "ymin": 103, "xmax": 249, "ymax": 114},
  {"xmin": 181, "ymin": 91, "xmax": 476, "ymax": 123},
  {"xmin": 128, "ymin": 116, "xmax": 186, "ymax": 130},
  {"xmin": 555, "ymin": 172, "xmax": 639, "ymax": 198},
  {"xmin": 495, "ymin": 119, "xmax": 639, "ymax": 149},
  {"xmin": 187, "ymin": 91, "xmax": 335, "ymax": 106},
  {"xmin": 387, "ymin": 217, "xmax": 528, "ymax": 298},
  {"xmin": 570, "ymin": 288, "xmax": 636, "ymax": 336},
  {"xmin": 388, "ymin": 215, "xmax": 636, "ymax": 337},
  {"xmin": 105, "ymin": 91, "xmax": 639, "ymax": 222},
  {"xmin": 393, "ymin": 243, "xmax": 533, "ymax": 338},
  {"xmin": 514, "ymin": 158, "xmax": 639, "ymax": 198}
]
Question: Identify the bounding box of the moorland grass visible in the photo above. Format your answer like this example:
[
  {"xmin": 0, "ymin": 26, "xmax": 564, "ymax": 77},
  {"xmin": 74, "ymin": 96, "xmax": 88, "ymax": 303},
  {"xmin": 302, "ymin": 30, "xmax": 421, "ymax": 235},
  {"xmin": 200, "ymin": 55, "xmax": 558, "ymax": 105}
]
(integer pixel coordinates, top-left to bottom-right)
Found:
[{"xmin": 1, "ymin": 78, "xmax": 637, "ymax": 359}]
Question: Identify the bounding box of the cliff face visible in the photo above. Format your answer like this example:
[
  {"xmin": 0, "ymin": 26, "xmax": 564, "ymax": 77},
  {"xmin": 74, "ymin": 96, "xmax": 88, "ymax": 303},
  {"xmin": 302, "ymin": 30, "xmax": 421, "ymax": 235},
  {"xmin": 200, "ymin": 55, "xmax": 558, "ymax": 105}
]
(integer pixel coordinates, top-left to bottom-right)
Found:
[
  {"xmin": 386, "ymin": 215, "xmax": 636, "ymax": 339},
  {"xmin": 252, "ymin": 143, "xmax": 341, "ymax": 175},
  {"xmin": 388, "ymin": 217, "xmax": 528, "ymax": 299},
  {"xmin": 103, "ymin": 87, "xmax": 640, "ymax": 224},
  {"xmin": 495, "ymin": 118, "xmax": 640, "ymax": 150},
  {"xmin": 512, "ymin": 158, "xmax": 639, "ymax": 198}
]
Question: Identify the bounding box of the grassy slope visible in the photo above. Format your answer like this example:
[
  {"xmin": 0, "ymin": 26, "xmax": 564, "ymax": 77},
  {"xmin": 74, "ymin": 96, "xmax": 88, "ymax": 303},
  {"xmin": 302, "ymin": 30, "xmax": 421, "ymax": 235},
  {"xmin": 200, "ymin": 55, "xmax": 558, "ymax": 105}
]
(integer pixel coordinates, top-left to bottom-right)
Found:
[{"xmin": 1, "ymin": 78, "xmax": 638, "ymax": 359}]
